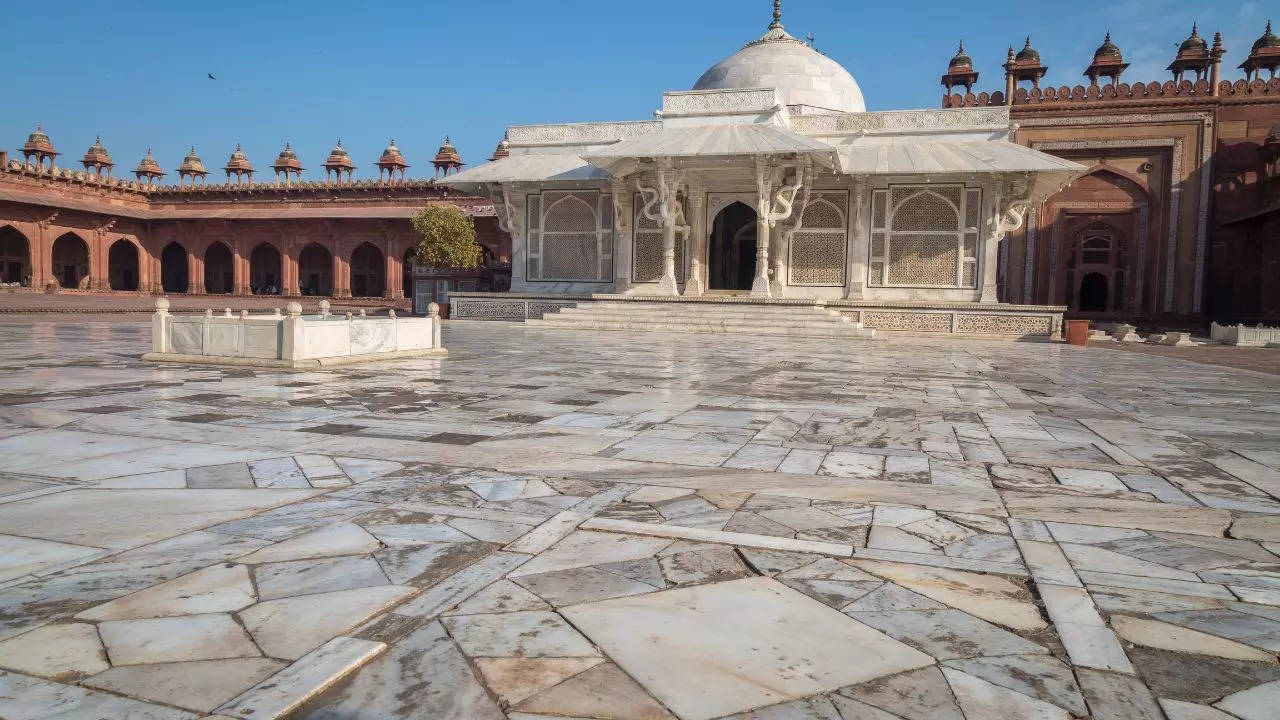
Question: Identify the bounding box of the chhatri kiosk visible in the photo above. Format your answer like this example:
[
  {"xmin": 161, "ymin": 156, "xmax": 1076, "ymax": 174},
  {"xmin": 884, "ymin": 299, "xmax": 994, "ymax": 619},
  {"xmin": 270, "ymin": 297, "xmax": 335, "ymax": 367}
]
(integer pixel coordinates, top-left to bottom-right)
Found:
[{"xmin": 445, "ymin": 2, "xmax": 1085, "ymax": 337}]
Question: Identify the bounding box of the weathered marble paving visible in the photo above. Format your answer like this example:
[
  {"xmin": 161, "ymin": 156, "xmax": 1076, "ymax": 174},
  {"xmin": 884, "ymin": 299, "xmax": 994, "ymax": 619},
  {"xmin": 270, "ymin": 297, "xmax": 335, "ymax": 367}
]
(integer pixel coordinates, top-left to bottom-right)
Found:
[{"xmin": 0, "ymin": 317, "xmax": 1278, "ymax": 719}]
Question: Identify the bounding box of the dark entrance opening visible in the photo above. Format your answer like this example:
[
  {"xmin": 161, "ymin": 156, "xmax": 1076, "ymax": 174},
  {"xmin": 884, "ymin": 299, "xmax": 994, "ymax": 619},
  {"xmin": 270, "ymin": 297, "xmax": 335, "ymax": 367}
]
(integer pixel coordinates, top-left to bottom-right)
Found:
[
  {"xmin": 108, "ymin": 240, "xmax": 139, "ymax": 291},
  {"xmin": 52, "ymin": 233, "xmax": 90, "ymax": 289},
  {"xmin": 708, "ymin": 201, "xmax": 757, "ymax": 291},
  {"xmin": 0, "ymin": 226, "xmax": 31, "ymax": 285},
  {"xmin": 1080, "ymin": 272, "xmax": 1108, "ymax": 312},
  {"xmin": 299, "ymin": 244, "xmax": 332, "ymax": 296},
  {"xmin": 204, "ymin": 242, "xmax": 233, "ymax": 294},
  {"xmin": 161, "ymin": 242, "xmax": 188, "ymax": 293},
  {"xmin": 250, "ymin": 243, "xmax": 282, "ymax": 294},
  {"xmin": 350, "ymin": 242, "xmax": 385, "ymax": 298}
]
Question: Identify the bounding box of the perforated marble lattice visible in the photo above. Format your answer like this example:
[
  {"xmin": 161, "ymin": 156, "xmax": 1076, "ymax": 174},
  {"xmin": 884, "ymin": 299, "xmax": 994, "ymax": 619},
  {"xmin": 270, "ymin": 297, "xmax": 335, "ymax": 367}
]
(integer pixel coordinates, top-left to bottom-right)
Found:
[
  {"xmin": 529, "ymin": 190, "xmax": 611, "ymax": 282},
  {"xmin": 955, "ymin": 313, "xmax": 1053, "ymax": 335},
  {"xmin": 888, "ymin": 233, "xmax": 959, "ymax": 286},
  {"xmin": 789, "ymin": 232, "xmax": 845, "ymax": 285},
  {"xmin": 861, "ymin": 311, "xmax": 952, "ymax": 332},
  {"xmin": 453, "ymin": 300, "xmax": 527, "ymax": 320}
]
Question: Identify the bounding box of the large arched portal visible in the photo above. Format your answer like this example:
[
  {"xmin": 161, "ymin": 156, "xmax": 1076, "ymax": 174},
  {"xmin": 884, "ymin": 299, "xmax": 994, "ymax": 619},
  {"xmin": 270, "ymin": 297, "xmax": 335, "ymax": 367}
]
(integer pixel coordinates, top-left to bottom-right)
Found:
[
  {"xmin": 107, "ymin": 239, "xmax": 139, "ymax": 291},
  {"xmin": 298, "ymin": 244, "xmax": 332, "ymax": 296},
  {"xmin": 161, "ymin": 242, "xmax": 189, "ymax": 293},
  {"xmin": 204, "ymin": 242, "xmax": 234, "ymax": 294},
  {"xmin": 350, "ymin": 242, "xmax": 385, "ymax": 298},
  {"xmin": 708, "ymin": 201, "xmax": 757, "ymax": 291},
  {"xmin": 52, "ymin": 233, "xmax": 90, "ymax": 289},
  {"xmin": 249, "ymin": 243, "xmax": 282, "ymax": 294},
  {"xmin": 0, "ymin": 226, "xmax": 30, "ymax": 285}
]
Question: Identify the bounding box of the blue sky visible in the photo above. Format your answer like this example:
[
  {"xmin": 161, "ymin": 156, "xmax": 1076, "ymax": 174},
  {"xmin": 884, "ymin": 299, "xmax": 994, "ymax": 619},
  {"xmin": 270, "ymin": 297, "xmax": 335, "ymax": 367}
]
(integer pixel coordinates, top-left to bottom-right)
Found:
[{"xmin": 0, "ymin": 0, "xmax": 1268, "ymax": 182}]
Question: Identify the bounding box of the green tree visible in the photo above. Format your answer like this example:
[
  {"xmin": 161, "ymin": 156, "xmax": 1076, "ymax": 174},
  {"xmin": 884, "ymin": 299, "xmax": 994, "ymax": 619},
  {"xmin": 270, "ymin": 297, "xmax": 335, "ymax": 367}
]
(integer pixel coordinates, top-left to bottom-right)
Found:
[{"xmin": 409, "ymin": 204, "xmax": 482, "ymax": 269}]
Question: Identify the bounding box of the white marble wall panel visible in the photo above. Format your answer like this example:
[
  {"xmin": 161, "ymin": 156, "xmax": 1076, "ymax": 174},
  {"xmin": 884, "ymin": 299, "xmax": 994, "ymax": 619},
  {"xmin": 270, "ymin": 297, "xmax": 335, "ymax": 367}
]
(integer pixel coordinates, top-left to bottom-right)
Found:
[
  {"xmin": 170, "ymin": 321, "xmax": 203, "ymax": 355},
  {"xmin": 303, "ymin": 323, "xmax": 350, "ymax": 360},
  {"xmin": 206, "ymin": 324, "xmax": 239, "ymax": 356},
  {"xmin": 396, "ymin": 320, "xmax": 433, "ymax": 350},
  {"xmin": 243, "ymin": 324, "xmax": 281, "ymax": 359},
  {"xmin": 349, "ymin": 320, "xmax": 395, "ymax": 356}
]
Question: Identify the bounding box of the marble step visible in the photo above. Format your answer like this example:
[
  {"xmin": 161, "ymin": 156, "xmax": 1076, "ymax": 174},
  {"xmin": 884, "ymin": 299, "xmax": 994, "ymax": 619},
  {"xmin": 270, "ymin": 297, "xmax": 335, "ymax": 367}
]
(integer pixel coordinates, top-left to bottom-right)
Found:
[
  {"xmin": 577, "ymin": 302, "xmax": 841, "ymax": 315},
  {"xmin": 539, "ymin": 316, "xmax": 860, "ymax": 330},
  {"xmin": 556, "ymin": 308, "xmax": 850, "ymax": 322},
  {"xmin": 527, "ymin": 318, "xmax": 875, "ymax": 338}
]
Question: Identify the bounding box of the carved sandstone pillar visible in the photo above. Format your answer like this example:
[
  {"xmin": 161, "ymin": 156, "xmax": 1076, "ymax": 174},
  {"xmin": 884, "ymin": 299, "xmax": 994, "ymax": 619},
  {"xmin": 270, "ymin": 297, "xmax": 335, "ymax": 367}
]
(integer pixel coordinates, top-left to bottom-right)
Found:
[
  {"xmin": 282, "ymin": 239, "xmax": 300, "ymax": 296},
  {"xmin": 232, "ymin": 240, "xmax": 249, "ymax": 295}
]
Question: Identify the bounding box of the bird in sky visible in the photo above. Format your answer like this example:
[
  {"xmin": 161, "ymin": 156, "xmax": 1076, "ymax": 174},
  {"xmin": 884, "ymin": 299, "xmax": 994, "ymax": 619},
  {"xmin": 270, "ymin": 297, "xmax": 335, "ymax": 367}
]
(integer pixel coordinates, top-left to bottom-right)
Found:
[{"xmin": 207, "ymin": 73, "xmax": 216, "ymax": 80}]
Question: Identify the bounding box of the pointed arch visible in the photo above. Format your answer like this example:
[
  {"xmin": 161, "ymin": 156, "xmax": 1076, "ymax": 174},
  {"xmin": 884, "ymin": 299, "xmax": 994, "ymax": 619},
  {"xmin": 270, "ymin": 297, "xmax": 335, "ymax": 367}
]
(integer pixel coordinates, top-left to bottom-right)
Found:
[
  {"xmin": 350, "ymin": 242, "xmax": 385, "ymax": 298},
  {"xmin": 543, "ymin": 194, "xmax": 597, "ymax": 232},
  {"xmin": 160, "ymin": 242, "xmax": 189, "ymax": 293},
  {"xmin": 107, "ymin": 238, "xmax": 139, "ymax": 291},
  {"xmin": 249, "ymin": 242, "xmax": 282, "ymax": 294},
  {"xmin": 298, "ymin": 243, "xmax": 332, "ymax": 296},
  {"xmin": 51, "ymin": 232, "xmax": 90, "ymax": 289},
  {"xmin": 204, "ymin": 241, "xmax": 234, "ymax": 294},
  {"xmin": 0, "ymin": 225, "xmax": 31, "ymax": 286}
]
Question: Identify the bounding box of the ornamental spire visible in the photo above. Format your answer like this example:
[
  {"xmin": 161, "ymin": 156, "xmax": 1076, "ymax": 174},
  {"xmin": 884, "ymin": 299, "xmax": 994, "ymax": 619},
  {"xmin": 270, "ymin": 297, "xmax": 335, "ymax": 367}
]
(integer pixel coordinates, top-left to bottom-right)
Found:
[{"xmin": 769, "ymin": 0, "xmax": 782, "ymax": 30}]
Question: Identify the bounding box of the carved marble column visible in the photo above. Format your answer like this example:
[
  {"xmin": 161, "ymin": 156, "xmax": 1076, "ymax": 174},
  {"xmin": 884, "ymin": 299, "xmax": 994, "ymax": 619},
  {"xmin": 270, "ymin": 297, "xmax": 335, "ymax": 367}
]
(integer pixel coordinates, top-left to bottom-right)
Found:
[
  {"xmin": 636, "ymin": 164, "xmax": 683, "ymax": 297},
  {"xmin": 684, "ymin": 189, "xmax": 706, "ymax": 296},
  {"xmin": 844, "ymin": 178, "xmax": 868, "ymax": 300},
  {"xmin": 753, "ymin": 160, "xmax": 774, "ymax": 298},
  {"xmin": 611, "ymin": 179, "xmax": 634, "ymax": 294}
]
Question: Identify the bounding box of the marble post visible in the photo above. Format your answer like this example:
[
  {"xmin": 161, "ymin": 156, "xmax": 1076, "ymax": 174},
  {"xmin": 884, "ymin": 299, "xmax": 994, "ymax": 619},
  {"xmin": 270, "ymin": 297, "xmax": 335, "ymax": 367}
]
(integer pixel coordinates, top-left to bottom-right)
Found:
[
  {"xmin": 752, "ymin": 160, "xmax": 774, "ymax": 298},
  {"xmin": 684, "ymin": 190, "xmax": 706, "ymax": 296},
  {"xmin": 611, "ymin": 179, "xmax": 635, "ymax": 294},
  {"xmin": 845, "ymin": 178, "xmax": 867, "ymax": 300}
]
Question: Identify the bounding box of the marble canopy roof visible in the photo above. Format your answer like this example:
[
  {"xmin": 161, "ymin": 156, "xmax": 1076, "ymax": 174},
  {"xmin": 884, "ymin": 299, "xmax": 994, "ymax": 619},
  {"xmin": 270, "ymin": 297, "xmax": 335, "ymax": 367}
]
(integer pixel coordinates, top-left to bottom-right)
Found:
[{"xmin": 443, "ymin": 87, "xmax": 1086, "ymax": 199}]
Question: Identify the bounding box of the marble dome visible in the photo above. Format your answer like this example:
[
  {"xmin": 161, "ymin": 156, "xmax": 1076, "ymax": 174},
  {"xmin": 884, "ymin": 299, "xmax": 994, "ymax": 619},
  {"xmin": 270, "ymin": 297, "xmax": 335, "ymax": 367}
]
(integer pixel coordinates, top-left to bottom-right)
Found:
[{"xmin": 693, "ymin": 16, "xmax": 865, "ymax": 115}]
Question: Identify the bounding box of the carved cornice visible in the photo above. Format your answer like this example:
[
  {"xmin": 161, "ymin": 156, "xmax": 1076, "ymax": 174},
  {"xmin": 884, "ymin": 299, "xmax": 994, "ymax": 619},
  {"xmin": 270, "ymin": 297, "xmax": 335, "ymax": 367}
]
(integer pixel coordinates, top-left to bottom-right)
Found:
[
  {"xmin": 792, "ymin": 107, "xmax": 1010, "ymax": 134},
  {"xmin": 660, "ymin": 88, "xmax": 783, "ymax": 117},
  {"xmin": 507, "ymin": 121, "xmax": 661, "ymax": 147}
]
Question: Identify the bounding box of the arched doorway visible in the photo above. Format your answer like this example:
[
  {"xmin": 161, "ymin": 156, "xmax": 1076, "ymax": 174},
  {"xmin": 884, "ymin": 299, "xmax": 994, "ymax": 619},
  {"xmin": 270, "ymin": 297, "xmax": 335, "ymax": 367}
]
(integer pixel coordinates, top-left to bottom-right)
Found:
[
  {"xmin": 402, "ymin": 246, "xmax": 416, "ymax": 299},
  {"xmin": 0, "ymin": 226, "xmax": 30, "ymax": 285},
  {"xmin": 204, "ymin": 242, "xmax": 234, "ymax": 294},
  {"xmin": 107, "ymin": 239, "xmax": 139, "ymax": 291},
  {"xmin": 52, "ymin": 233, "xmax": 90, "ymax": 289},
  {"xmin": 350, "ymin": 242, "xmax": 385, "ymax": 297},
  {"xmin": 1066, "ymin": 222, "xmax": 1127, "ymax": 315},
  {"xmin": 161, "ymin": 242, "xmax": 188, "ymax": 293},
  {"xmin": 298, "ymin": 244, "xmax": 332, "ymax": 296},
  {"xmin": 249, "ymin": 243, "xmax": 281, "ymax": 294},
  {"xmin": 1080, "ymin": 272, "xmax": 1108, "ymax": 312},
  {"xmin": 709, "ymin": 202, "xmax": 757, "ymax": 291}
]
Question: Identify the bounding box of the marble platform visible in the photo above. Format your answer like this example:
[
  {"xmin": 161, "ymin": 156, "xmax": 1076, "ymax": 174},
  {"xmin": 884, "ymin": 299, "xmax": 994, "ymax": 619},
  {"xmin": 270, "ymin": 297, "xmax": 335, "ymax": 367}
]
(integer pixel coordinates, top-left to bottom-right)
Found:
[{"xmin": 0, "ymin": 317, "xmax": 1277, "ymax": 719}]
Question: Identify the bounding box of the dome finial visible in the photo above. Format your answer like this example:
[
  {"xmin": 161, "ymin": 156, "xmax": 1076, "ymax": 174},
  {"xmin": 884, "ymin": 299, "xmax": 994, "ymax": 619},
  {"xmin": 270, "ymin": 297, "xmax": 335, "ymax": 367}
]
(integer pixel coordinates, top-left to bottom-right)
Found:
[
  {"xmin": 769, "ymin": 0, "xmax": 782, "ymax": 30},
  {"xmin": 1191, "ymin": 22, "xmax": 1198, "ymax": 37}
]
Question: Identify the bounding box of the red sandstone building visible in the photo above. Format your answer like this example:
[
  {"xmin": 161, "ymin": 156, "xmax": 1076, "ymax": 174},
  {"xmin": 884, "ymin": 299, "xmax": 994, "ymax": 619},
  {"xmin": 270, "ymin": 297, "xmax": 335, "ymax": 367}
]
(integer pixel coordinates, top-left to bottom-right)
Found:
[
  {"xmin": 0, "ymin": 135, "xmax": 511, "ymax": 305},
  {"xmin": 942, "ymin": 23, "xmax": 1280, "ymax": 324},
  {"xmin": 2, "ymin": 20, "xmax": 1279, "ymax": 326}
]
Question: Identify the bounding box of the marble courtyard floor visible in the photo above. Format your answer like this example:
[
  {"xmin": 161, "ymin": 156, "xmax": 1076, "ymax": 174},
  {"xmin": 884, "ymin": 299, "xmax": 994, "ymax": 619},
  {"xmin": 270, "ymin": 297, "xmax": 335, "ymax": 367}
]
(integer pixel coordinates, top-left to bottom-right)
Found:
[{"xmin": 0, "ymin": 319, "xmax": 1279, "ymax": 719}]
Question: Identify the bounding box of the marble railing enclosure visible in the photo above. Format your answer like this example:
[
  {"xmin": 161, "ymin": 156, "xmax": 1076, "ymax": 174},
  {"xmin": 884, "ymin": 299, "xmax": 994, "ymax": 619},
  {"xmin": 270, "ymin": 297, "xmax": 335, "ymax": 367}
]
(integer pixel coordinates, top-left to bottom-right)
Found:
[{"xmin": 147, "ymin": 302, "xmax": 443, "ymax": 368}]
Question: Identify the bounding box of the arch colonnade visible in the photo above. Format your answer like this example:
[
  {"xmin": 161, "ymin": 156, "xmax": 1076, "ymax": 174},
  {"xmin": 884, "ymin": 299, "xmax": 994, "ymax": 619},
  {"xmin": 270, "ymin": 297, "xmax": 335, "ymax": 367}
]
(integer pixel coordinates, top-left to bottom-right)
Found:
[{"xmin": 0, "ymin": 222, "xmax": 416, "ymax": 299}]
